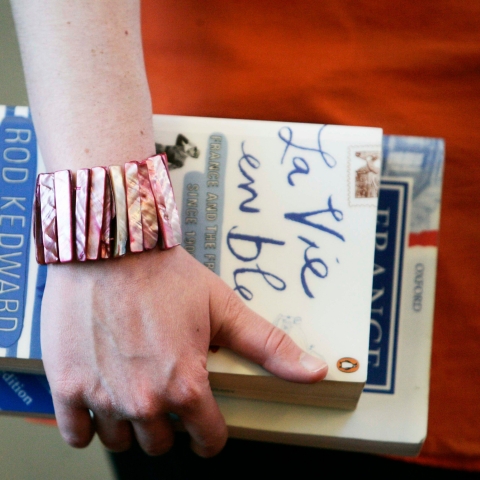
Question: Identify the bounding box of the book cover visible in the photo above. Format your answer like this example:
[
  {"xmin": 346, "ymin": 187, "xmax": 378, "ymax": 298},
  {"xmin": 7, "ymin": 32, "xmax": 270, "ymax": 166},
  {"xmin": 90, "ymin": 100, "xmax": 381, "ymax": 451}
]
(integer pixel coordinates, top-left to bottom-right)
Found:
[
  {"xmin": 0, "ymin": 108, "xmax": 382, "ymax": 411},
  {"xmin": 157, "ymin": 115, "xmax": 382, "ymax": 409}
]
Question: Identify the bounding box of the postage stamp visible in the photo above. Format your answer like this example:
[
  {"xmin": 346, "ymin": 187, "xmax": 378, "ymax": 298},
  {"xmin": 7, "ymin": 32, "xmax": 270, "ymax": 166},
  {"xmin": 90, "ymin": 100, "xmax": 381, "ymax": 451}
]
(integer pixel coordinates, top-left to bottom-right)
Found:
[{"xmin": 348, "ymin": 146, "xmax": 382, "ymax": 207}]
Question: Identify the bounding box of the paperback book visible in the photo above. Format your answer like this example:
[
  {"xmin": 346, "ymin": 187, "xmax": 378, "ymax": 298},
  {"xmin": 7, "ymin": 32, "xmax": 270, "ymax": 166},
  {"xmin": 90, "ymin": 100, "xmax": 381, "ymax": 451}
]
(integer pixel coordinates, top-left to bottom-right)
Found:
[
  {"xmin": 0, "ymin": 107, "xmax": 383, "ymax": 410},
  {"xmin": 158, "ymin": 115, "xmax": 382, "ymax": 409}
]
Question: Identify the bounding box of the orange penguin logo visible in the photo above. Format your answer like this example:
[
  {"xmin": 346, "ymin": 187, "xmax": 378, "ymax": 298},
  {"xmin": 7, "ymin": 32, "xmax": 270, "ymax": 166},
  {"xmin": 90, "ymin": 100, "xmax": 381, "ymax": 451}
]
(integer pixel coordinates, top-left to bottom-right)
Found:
[{"xmin": 337, "ymin": 357, "xmax": 360, "ymax": 373}]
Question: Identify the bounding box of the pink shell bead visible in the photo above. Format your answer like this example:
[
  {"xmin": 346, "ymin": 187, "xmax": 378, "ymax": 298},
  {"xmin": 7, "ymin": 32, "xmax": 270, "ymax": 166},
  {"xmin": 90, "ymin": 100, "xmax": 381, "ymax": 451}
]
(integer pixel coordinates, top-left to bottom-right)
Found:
[
  {"xmin": 125, "ymin": 161, "xmax": 144, "ymax": 253},
  {"xmin": 54, "ymin": 170, "xmax": 74, "ymax": 263},
  {"xmin": 86, "ymin": 166, "xmax": 107, "ymax": 260},
  {"xmin": 146, "ymin": 154, "xmax": 181, "ymax": 249},
  {"xmin": 33, "ymin": 182, "xmax": 45, "ymax": 265},
  {"xmin": 137, "ymin": 161, "xmax": 159, "ymax": 250},
  {"xmin": 75, "ymin": 169, "xmax": 90, "ymax": 261},
  {"xmin": 100, "ymin": 173, "xmax": 114, "ymax": 259},
  {"xmin": 38, "ymin": 173, "xmax": 59, "ymax": 264},
  {"xmin": 109, "ymin": 165, "xmax": 128, "ymax": 257}
]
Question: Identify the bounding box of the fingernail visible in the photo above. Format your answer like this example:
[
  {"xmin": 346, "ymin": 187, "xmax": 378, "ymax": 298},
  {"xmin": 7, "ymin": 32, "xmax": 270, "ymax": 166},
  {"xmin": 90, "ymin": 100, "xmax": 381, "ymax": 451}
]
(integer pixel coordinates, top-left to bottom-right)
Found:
[{"xmin": 300, "ymin": 352, "xmax": 328, "ymax": 373}]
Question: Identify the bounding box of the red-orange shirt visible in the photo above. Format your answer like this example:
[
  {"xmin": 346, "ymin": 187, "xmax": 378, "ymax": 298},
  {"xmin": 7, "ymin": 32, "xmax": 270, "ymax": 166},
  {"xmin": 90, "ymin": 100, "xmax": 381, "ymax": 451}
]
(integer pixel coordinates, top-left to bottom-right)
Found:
[{"xmin": 142, "ymin": 0, "xmax": 480, "ymax": 470}]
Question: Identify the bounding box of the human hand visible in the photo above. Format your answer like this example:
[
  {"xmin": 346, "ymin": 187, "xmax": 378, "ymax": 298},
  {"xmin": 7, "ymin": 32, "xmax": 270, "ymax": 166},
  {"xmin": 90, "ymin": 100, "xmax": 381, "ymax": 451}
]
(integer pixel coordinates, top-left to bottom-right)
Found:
[{"xmin": 41, "ymin": 246, "xmax": 328, "ymax": 458}]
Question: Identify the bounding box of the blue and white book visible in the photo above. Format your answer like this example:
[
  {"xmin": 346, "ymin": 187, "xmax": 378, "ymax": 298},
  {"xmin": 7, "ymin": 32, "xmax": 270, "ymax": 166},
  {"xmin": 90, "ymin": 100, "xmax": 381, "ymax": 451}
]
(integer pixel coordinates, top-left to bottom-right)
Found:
[
  {"xmin": 0, "ymin": 108, "xmax": 383, "ymax": 411},
  {"xmin": 158, "ymin": 115, "xmax": 382, "ymax": 410}
]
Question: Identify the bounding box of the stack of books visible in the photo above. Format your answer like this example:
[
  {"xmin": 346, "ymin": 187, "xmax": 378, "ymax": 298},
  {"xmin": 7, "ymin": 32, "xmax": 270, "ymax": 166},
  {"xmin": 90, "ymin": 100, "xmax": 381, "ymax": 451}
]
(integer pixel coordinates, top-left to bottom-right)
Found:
[{"xmin": 0, "ymin": 105, "xmax": 444, "ymax": 456}]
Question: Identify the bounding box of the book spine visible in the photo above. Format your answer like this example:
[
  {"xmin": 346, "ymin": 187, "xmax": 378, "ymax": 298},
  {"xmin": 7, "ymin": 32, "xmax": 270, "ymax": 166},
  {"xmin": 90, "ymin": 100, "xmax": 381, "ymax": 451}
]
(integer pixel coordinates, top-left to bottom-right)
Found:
[{"xmin": 0, "ymin": 106, "xmax": 40, "ymax": 361}]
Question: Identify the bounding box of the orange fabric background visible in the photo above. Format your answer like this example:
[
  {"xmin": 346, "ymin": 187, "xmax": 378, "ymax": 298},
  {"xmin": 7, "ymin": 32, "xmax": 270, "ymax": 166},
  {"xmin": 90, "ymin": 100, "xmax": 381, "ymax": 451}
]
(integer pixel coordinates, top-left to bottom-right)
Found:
[{"xmin": 141, "ymin": 0, "xmax": 480, "ymax": 470}]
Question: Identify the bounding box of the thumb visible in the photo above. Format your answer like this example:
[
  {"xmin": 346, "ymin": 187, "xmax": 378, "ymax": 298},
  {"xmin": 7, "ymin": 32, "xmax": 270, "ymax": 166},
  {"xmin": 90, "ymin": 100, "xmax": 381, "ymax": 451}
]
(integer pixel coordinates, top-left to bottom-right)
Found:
[{"xmin": 208, "ymin": 275, "xmax": 328, "ymax": 383}]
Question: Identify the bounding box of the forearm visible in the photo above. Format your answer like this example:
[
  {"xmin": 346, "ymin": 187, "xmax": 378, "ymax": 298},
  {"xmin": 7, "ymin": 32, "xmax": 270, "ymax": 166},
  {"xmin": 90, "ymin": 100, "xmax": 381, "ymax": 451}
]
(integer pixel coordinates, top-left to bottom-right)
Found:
[{"xmin": 11, "ymin": 0, "xmax": 154, "ymax": 172}]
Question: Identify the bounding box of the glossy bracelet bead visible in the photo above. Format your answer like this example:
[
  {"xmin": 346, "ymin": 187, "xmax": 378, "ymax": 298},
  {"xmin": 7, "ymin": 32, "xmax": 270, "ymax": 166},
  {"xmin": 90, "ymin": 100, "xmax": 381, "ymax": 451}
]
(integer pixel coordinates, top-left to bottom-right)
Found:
[{"xmin": 33, "ymin": 153, "xmax": 181, "ymax": 265}]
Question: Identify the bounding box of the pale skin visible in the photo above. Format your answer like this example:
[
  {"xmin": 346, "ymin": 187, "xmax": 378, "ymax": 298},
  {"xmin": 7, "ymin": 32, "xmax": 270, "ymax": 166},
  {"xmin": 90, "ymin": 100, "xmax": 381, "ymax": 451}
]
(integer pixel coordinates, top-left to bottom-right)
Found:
[{"xmin": 11, "ymin": 0, "xmax": 328, "ymax": 458}]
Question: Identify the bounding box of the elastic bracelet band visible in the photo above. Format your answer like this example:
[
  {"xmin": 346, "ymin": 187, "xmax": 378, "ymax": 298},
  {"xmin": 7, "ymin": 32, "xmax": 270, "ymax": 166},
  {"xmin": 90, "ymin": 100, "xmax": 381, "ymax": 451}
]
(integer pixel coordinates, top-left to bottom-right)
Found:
[{"xmin": 33, "ymin": 153, "xmax": 181, "ymax": 265}]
